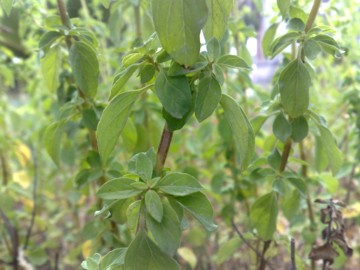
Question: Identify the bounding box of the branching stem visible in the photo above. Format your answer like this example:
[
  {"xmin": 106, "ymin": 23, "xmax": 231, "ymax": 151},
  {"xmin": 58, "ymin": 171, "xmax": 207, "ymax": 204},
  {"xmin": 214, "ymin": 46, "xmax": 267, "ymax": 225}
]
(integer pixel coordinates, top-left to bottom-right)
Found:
[{"xmin": 155, "ymin": 124, "xmax": 173, "ymax": 176}]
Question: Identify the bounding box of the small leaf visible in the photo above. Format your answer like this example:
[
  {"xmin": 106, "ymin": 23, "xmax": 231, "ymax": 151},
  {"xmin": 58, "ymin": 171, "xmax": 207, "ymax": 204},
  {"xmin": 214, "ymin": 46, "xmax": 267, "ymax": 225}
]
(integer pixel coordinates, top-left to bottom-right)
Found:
[
  {"xmin": 250, "ymin": 192, "xmax": 278, "ymax": 241},
  {"xmin": 146, "ymin": 202, "xmax": 181, "ymax": 256},
  {"xmin": 291, "ymin": 116, "xmax": 309, "ymax": 142},
  {"xmin": 157, "ymin": 172, "xmax": 202, "ymax": 196},
  {"xmin": 122, "ymin": 53, "xmax": 143, "ymax": 67},
  {"xmin": 154, "ymin": 70, "xmax": 192, "ymax": 119},
  {"xmin": 195, "ymin": 75, "xmax": 222, "ymax": 122},
  {"xmin": 216, "ymin": 55, "xmax": 251, "ymax": 70},
  {"xmin": 126, "ymin": 200, "xmax": 141, "ymax": 232},
  {"xmin": 124, "ymin": 230, "xmax": 179, "ymax": 270},
  {"xmin": 262, "ymin": 23, "xmax": 279, "ymax": 58},
  {"xmin": 44, "ymin": 121, "xmax": 65, "ymax": 165},
  {"xmin": 69, "ymin": 41, "xmax": 99, "ymax": 98},
  {"xmin": 317, "ymin": 125, "xmax": 343, "ymax": 174},
  {"xmin": 277, "ymin": 0, "xmax": 290, "ymax": 18},
  {"xmin": 140, "ymin": 64, "xmax": 155, "ymax": 84},
  {"xmin": 100, "ymin": 248, "xmax": 127, "ymax": 269},
  {"xmin": 97, "ymin": 178, "xmax": 143, "ymax": 200},
  {"xmin": 41, "ymin": 45, "xmax": 61, "ymax": 92},
  {"xmin": 282, "ymin": 190, "xmax": 302, "ymax": 221},
  {"xmin": 145, "ymin": 190, "xmax": 163, "ymax": 223},
  {"xmin": 312, "ymin": 34, "xmax": 340, "ymax": 56},
  {"xmin": 110, "ymin": 64, "xmax": 141, "ymax": 99},
  {"xmin": 272, "ymin": 113, "xmax": 292, "ymax": 142},
  {"xmin": 162, "ymin": 108, "xmax": 193, "ymax": 131},
  {"xmin": 173, "ymin": 192, "xmax": 217, "ymax": 231},
  {"xmin": 287, "ymin": 177, "xmax": 307, "ymax": 196},
  {"xmin": 39, "ymin": 31, "xmax": 63, "ymax": 49},
  {"xmin": 287, "ymin": 18, "xmax": 305, "ymax": 31},
  {"xmin": 271, "ymin": 32, "xmax": 300, "ymax": 57},
  {"xmin": 97, "ymin": 89, "xmax": 145, "ymax": 161},
  {"xmin": 304, "ymin": 39, "xmax": 321, "ymax": 60},
  {"xmin": 279, "ymin": 59, "xmax": 311, "ymax": 118},
  {"xmin": 128, "ymin": 152, "xmax": 153, "ymax": 181},
  {"xmin": 152, "ymin": 0, "xmax": 208, "ymax": 66},
  {"xmin": 215, "ymin": 237, "xmax": 242, "ymax": 264},
  {"xmin": 206, "ymin": 37, "xmax": 221, "ymax": 61},
  {"xmin": 220, "ymin": 94, "xmax": 255, "ymax": 170},
  {"xmin": 203, "ymin": 0, "xmax": 233, "ymax": 41}
]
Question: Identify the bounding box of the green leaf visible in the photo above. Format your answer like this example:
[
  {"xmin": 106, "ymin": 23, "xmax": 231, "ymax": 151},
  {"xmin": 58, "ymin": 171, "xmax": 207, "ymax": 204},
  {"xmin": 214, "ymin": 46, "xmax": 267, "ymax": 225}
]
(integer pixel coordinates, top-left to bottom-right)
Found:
[
  {"xmin": 140, "ymin": 64, "xmax": 155, "ymax": 84},
  {"xmin": 146, "ymin": 202, "xmax": 181, "ymax": 256},
  {"xmin": 1, "ymin": 0, "xmax": 13, "ymax": 16},
  {"xmin": 287, "ymin": 18, "xmax": 305, "ymax": 31},
  {"xmin": 39, "ymin": 31, "xmax": 63, "ymax": 49},
  {"xmin": 203, "ymin": 0, "xmax": 233, "ymax": 41},
  {"xmin": 145, "ymin": 190, "xmax": 163, "ymax": 222},
  {"xmin": 162, "ymin": 108, "xmax": 193, "ymax": 131},
  {"xmin": 110, "ymin": 64, "xmax": 141, "ymax": 99},
  {"xmin": 154, "ymin": 70, "xmax": 192, "ymax": 119},
  {"xmin": 291, "ymin": 116, "xmax": 308, "ymax": 142},
  {"xmin": 100, "ymin": 248, "xmax": 127, "ymax": 269},
  {"xmin": 195, "ymin": 75, "xmax": 222, "ymax": 122},
  {"xmin": 282, "ymin": 190, "xmax": 301, "ymax": 221},
  {"xmin": 268, "ymin": 148, "xmax": 281, "ymax": 170},
  {"xmin": 272, "ymin": 113, "xmax": 292, "ymax": 142},
  {"xmin": 44, "ymin": 121, "xmax": 65, "ymax": 165},
  {"xmin": 304, "ymin": 39, "xmax": 321, "ymax": 60},
  {"xmin": 287, "ymin": 177, "xmax": 307, "ymax": 196},
  {"xmin": 124, "ymin": 230, "xmax": 179, "ymax": 270},
  {"xmin": 168, "ymin": 61, "xmax": 208, "ymax": 77},
  {"xmin": 317, "ymin": 125, "xmax": 343, "ymax": 174},
  {"xmin": 250, "ymin": 192, "xmax": 278, "ymax": 241},
  {"xmin": 157, "ymin": 172, "xmax": 202, "ymax": 196},
  {"xmin": 152, "ymin": 0, "xmax": 208, "ymax": 66},
  {"xmin": 128, "ymin": 152, "xmax": 153, "ymax": 181},
  {"xmin": 69, "ymin": 41, "xmax": 99, "ymax": 98},
  {"xmin": 206, "ymin": 37, "xmax": 221, "ymax": 61},
  {"xmin": 97, "ymin": 178, "xmax": 143, "ymax": 200},
  {"xmin": 315, "ymin": 135, "xmax": 328, "ymax": 172},
  {"xmin": 41, "ymin": 45, "xmax": 61, "ymax": 92},
  {"xmin": 262, "ymin": 23, "xmax": 279, "ymax": 58},
  {"xmin": 320, "ymin": 173, "xmax": 339, "ymax": 194},
  {"xmin": 81, "ymin": 253, "xmax": 101, "ymax": 270},
  {"xmin": 173, "ymin": 192, "xmax": 217, "ymax": 231},
  {"xmin": 220, "ymin": 94, "xmax": 255, "ymax": 170},
  {"xmin": 122, "ymin": 53, "xmax": 144, "ymax": 67},
  {"xmin": 215, "ymin": 237, "xmax": 242, "ymax": 264},
  {"xmin": 216, "ymin": 55, "xmax": 251, "ymax": 70},
  {"xmin": 271, "ymin": 32, "xmax": 300, "ymax": 57},
  {"xmin": 126, "ymin": 200, "xmax": 141, "ymax": 232},
  {"xmin": 97, "ymin": 89, "xmax": 144, "ymax": 161},
  {"xmin": 312, "ymin": 34, "xmax": 340, "ymax": 56},
  {"xmin": 279, "ymin": 59, "xmax": 311, "ymax": 118},
  {"xmin": 289, "ymin": 5, "xmax": 308, "ymax": 22},
  {"xmin": 277, "ymin": 0, "xmax": 290, "ymax": 18}
]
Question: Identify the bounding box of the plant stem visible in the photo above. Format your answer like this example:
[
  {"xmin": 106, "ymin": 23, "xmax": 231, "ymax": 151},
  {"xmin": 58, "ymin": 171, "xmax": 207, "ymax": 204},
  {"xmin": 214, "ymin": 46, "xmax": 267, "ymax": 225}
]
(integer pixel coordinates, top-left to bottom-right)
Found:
[
  {"xmin": 231, "ymin": 220, "xmax": 275, "ymax": 270},
  {"xmin": 279, "ymin": 139, "xmax": 292, "ymax": 173},
  {"xmin": 134, "ymin": 4, "xmax": 142, "ymax": 39},
  {"xmin": 259, "ymin": 240, "xmax": 271, "ymax": 270},
  {"xmin": 0, "ymin": 152, "xmax": 9, "ymax": 185},
  {"xmin": 23, "ymin": 145, "xmax": 38, "ymax": 250},
  {"xmin": 305, "ymin": 0, "xmax": 322, "ymax": 33},
  {"xmin": 155, "ymin": 124, "xmax": 173, "ymax": 176},
  {"xmin": 56, "ymin": 0, "xmax": 71, "ymax": 29},
  {"xmin": 291, "ymin": 238, "xmax": 297, "ymax": 270}
]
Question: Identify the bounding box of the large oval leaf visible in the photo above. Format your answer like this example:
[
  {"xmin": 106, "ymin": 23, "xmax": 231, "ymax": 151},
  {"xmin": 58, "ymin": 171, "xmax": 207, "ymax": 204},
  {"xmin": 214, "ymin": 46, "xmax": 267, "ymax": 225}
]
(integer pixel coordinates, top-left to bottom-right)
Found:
[
  {"xmin": 69, "ymin": 41, "xmax": 99, "ymax": 98},
  {"xmin": 279, "ymin": 59, "xmax": 311, "ymax": 118},
  {"xmin": 97, "ymin": 89, "xmax": 145, "ymax": 161},
  {"xmin": 152, "ymin": 0, "xmax": 208, "ymax": 66},
  {"xmin": 250, "ymin": 192, "xmax": 278, "ymax": 241},
  {"xmin": 97, "ymin": 178, "xmax": 143, "ymax": 200},
  {"xmin": 220, "ymin": 94, "xmax": 255, "ymax": 170},
  {"xmin": 124, "ymin": 230, "xmax": 179, "ymax": 270},
  {"xmin": 154, "ymin": 70, "xmax": 192, "ymax": 119},
  {"xmin": 195, "ymin": 75, "xmax": 222, "ymax": 122},
  {"xmin": 203, "ymin": 0, "xmax": 233, "ymax": 41},
  {"xmin": 157, "ymin": 172, "xmax": 203, "ymax": 196}
]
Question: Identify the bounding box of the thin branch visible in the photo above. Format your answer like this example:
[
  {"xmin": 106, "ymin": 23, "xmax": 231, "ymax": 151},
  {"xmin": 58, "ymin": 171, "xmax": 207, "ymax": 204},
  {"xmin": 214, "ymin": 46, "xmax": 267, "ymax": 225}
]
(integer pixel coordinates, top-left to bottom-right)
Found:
[
  {"xmin": 155, "ymin": 124, "xmax": 173, "ymax": 176},
  {"xmin": 291, "ymin": 238, "xmax": 297, "ymax": 270},
  {"xmin": 24, "ymin": 145, "xmax": 38, "ymax": 250},
  {"xmin": 259, "ymin": 240, "xmax": 271, "ymax": 270},
  {"xmin": 0, "ymin": 151, "xmax": 9, "ymax": 185},
  {"xmin": 0, "ymin": 209, "xmax": 19, "ymax": 269},
  {"xmin": 305, "ymin": 0, "xmax": 322, "ymax": 33},
  {"xmin": 231, "ymin": 220, "xmax": 275, "ymax": 270}
]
